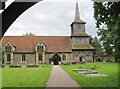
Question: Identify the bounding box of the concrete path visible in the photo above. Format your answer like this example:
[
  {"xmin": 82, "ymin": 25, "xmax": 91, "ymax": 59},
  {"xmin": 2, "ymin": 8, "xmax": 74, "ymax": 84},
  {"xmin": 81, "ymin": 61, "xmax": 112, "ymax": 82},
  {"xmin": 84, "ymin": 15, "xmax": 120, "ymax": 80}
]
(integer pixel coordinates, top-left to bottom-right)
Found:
[{"xmin": 45, "ymin": 65, "xmax": 81, "ymax": 88}]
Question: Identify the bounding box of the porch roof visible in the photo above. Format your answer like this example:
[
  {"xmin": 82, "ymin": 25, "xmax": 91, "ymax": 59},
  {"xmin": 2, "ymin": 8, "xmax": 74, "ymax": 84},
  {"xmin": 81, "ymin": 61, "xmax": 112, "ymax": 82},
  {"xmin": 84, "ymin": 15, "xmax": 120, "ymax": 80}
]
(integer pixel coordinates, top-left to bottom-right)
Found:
[{"xmin": 72, "ymin": 44, "xmax": 95, "ymax": 50}]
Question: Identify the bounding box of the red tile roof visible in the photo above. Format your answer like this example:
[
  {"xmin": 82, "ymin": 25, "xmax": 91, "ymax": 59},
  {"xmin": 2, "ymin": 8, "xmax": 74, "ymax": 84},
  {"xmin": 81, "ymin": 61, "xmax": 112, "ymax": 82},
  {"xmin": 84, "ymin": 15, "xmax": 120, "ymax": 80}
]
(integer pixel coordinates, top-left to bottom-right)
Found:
[{"xmin": 1, "ymin": 36, "xmax": 72, "ymax": 52}]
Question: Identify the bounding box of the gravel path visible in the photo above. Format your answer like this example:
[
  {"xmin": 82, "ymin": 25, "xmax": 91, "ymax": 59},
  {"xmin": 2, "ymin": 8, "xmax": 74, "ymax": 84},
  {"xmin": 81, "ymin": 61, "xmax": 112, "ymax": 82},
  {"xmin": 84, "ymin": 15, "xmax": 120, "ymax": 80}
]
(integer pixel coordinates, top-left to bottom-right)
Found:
[{"xmin": 45, "ymin": 65, "xmax": 81, "ymax": 88}]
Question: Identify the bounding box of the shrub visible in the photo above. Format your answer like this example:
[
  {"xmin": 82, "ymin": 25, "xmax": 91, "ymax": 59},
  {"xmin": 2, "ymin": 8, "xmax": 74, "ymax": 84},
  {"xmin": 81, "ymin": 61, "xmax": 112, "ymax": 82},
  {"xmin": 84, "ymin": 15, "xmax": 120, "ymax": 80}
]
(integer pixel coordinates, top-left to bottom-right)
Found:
[
  {"xmin": 9, "ymin": 65, "xmax": 21, "ymax": 68},
  {"xmin": 27, "ymin": 65, "xmax": 39, "ymax": 68},
  {"xmin": 62, "ymin": 61, "xmax": 69, "ymax": 65}
]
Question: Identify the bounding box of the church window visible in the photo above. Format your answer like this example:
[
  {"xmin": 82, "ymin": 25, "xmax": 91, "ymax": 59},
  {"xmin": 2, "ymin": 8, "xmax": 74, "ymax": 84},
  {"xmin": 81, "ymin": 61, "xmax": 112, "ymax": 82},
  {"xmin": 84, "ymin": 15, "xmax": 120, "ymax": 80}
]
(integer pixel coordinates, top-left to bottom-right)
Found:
[
  {"xmin": 5, "ymin": 45, "xmax": 12, "ymax": 52},
  {"xmin": 62, "ymin": 54, "xmax": 67, "ymax": 61},
  {"xmin": 7, "ymin": 54, "xmax": 11, "ymax": 61},
  {"xmin": 37, "ymin": 45, "xmax": 44, "ymax": 51},
  {"xmin": 22, "ymin": 54, "xmax": 26, "ymax": 62},
  {"xmin": 39, "ymin": 54, "xmax": 42, "ymax": 61}
]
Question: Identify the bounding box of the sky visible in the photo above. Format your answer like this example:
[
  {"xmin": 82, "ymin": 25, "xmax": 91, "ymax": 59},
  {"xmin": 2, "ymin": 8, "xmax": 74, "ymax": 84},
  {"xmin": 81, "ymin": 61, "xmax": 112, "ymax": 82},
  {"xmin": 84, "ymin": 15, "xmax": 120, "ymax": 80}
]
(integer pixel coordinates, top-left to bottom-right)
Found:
[{"xmin": 4, "ymin": 0, "xmax": 98, "ymax": 37}]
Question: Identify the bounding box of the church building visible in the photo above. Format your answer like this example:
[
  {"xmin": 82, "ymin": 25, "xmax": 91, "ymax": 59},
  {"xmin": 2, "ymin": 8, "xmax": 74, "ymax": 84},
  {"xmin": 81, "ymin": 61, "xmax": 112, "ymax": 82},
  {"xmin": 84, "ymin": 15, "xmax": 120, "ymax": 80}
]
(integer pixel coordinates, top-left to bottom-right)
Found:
[{"xmin": 1, "ymin": 2, "xmax": 95, "ymax": 66}]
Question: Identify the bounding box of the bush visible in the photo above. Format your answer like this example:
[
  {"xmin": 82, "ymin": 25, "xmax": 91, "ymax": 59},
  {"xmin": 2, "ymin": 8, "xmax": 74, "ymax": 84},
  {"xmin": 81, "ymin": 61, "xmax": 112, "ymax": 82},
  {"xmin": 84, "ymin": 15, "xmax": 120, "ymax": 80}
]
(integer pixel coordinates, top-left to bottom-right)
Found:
[
  {"xmin": 9, "ymin": 65, "xmax": 21, "ymax": 68},
  {"xmin": 27, "ymin": 65, "xmax": 39, "ymax": 68},
  {"xmin": 62, "ymin": 61, "xmax": 69, "ymax": 65}
]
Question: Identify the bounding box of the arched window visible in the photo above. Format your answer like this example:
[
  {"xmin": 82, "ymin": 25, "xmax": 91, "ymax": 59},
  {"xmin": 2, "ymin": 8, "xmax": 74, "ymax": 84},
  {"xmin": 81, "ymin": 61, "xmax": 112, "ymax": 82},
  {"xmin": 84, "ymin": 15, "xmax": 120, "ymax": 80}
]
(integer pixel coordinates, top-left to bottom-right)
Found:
[{"xmin": 62, "ymin": 54, "xmax": 67, "ymax": 61}]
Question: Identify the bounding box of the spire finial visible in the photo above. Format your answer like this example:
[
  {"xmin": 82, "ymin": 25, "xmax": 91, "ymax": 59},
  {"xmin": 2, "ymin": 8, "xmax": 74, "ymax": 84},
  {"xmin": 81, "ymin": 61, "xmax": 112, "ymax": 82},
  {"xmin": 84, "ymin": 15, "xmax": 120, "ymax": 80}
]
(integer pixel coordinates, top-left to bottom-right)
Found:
[{"xmin": 74, "ymin": 0, "xmax": 81, "ymax": 22}]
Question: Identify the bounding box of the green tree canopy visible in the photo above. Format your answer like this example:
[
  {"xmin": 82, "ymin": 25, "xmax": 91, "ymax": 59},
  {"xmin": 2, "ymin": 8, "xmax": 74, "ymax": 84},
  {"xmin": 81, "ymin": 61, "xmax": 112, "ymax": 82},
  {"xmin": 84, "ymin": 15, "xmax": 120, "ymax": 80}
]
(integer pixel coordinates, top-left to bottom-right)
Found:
[
  {"xmin": 93, "ymin": 2, "xmax": 120, "ymax": 61},
  {"xmin": 90, "ymin": 36, "xmax": 104, "ymax": 56},
  {"xmin": 0, "ymin": 46, "xmax": 3, "ymax": 63},
  {"xmin": 23, "ymin": 32, "xmax": 35, "ymax": 36}
]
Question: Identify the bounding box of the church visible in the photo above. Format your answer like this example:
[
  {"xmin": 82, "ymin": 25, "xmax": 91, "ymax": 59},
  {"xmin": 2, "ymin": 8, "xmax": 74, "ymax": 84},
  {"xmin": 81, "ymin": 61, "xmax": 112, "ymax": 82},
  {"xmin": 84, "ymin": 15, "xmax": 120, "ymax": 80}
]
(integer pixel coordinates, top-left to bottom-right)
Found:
[{"xmin": 1, "ymin": 2, "xmax": 95, "ymax": 66}]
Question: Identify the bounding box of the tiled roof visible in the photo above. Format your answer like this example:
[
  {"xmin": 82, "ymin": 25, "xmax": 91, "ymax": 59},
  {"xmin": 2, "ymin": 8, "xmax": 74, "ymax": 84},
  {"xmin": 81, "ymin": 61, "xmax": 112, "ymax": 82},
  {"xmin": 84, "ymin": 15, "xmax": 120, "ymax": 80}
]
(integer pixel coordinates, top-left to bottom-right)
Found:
[
  {"xmin": 72, "ymin": 44, "xmax": 95, "ymax": 50},
  {"xmin": 1, "ymin": 36, "xmax": 72, "ymax": 52}
]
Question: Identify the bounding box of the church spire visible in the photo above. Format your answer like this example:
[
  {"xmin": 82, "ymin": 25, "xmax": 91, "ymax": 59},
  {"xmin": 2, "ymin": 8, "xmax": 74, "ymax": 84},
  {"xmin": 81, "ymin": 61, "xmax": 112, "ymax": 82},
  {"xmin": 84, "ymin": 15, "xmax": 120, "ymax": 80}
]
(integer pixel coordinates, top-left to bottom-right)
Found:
[
  {"xmin": 74, "ymin": 0, "xmax": 80, "ymax": 22},
  {"xmin": 74, "ymin": 0, "xmax": 85, "ymax": 23}
]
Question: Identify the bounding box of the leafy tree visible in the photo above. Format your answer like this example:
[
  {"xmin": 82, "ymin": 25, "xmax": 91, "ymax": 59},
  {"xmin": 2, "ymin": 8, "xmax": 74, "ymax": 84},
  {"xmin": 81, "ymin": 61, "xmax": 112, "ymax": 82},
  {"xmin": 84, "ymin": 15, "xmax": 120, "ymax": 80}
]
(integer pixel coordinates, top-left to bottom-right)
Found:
[
  {"xmin": 97, "ymin": 26, "xmax": 113, "ymax": 55},
  {"xmin": 93, "ymin": 2, "xmax": 120, "ymax": 61},
  {"xmin": 23, "ymin": 32, "xmax": 35, "ymax": 36},
  {"xmin": 89, "ymin": 35, "xmax": 94, "ymax": 45},
  {"xmin": 90, "ymin": 36, "xmax": 104, "ymax": 56},
  {"xmin": 0, "ymin": 46, "xmax": 3, "ymax": 64}
]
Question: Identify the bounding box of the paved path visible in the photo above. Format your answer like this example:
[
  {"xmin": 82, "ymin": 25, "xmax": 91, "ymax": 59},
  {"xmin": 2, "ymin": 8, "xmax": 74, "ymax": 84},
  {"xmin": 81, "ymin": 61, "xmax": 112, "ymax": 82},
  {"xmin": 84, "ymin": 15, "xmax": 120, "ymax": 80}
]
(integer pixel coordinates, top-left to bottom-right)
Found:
[{"xmin": 45, "ymin": 65, "xmax": 81, "ymax": 88}]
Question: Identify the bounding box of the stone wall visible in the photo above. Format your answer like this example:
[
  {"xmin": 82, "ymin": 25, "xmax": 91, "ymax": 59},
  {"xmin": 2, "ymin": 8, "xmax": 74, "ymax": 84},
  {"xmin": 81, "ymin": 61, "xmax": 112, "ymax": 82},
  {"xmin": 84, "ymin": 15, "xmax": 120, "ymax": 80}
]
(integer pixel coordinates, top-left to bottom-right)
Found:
[
  {"xmin": 94, "ymin": 55, "xmax": 115, "ymax": 62},
  {"xmin": 103, "ymin": 56, "xmax": 115, "ymax": 62},
  {"xmin": 4, "ymin": 52, "xmax": 8, "ymax": 64},
  {"xmin": 4, "ymin": 52, "xmax": 74, "ymax": 65},
  {"xmin": 26, "ymin": 54, "xmax": 36, "ymax": 65},
  {"xmin": 45, "ymin": 53, "xmax": 51, "ymax": 63},
  {"xmin": 13, "ymin": 54, "xmax": 21, "ymax": 65},
  {"xmin": 12, "ymin": 53, "xmax": 36, "ymax": 65},
  {"xmin": 66, "ymin": 53, "xmax": 73, "ymax": 62}
]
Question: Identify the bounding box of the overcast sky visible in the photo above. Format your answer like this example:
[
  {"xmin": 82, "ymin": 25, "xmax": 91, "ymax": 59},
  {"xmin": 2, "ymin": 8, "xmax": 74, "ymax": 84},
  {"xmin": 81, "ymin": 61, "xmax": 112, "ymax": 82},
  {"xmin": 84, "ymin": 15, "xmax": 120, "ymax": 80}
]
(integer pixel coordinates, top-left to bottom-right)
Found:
[{"xmin": 4, "ymin": 0, "xmax": 98, "ymax": 37}]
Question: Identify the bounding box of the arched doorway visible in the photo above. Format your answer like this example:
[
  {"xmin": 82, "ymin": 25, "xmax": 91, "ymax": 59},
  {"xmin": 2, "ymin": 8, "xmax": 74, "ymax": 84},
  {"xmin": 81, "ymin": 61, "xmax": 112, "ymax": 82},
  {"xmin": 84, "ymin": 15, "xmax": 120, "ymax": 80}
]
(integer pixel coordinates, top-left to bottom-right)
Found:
[{"xmin": 51, "ymin": 53, "xmax": 61, "ymax": 65}]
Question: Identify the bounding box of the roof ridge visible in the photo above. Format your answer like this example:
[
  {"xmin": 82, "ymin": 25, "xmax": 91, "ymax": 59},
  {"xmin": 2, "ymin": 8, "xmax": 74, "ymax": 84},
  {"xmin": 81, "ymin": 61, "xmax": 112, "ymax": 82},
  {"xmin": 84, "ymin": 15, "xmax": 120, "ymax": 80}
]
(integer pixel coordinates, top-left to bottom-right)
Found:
[{"xmin": 3, "ymin": 36, "xmax": 70, "ymax": 37}]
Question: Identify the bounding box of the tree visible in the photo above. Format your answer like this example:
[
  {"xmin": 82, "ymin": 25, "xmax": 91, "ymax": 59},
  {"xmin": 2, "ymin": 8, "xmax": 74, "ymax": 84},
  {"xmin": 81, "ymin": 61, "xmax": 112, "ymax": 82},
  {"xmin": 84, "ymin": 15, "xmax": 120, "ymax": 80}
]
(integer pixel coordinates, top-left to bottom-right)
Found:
[
  {"xmin": 0, "ymin": 46, "xmax": 3, "ymax": 64},
  {"xmin": 90, "ymin": 36, "xmax": 104, "ymax": 56},
  {"xmin": 89, "ymin": 35, "xmax": 94, "ymax": 45},
  {"xmin": 23, "ymin": 32, "xmax": 35, "ymax": 36},
  {"xmin": 93, "ymin": 2, "xmax": 120, "ymax": 61}
]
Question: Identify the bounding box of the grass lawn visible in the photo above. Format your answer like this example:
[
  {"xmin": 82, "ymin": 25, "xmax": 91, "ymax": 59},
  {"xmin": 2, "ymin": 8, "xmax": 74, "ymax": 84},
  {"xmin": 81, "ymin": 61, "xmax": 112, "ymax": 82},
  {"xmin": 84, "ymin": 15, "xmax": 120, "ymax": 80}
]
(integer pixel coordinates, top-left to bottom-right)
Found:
[
  {"xmin": 2, "ymin": 65, "xmax": 52, "ymax": 88},
  {"xmin": 61, "ymin": 62, "xmax": 119, "ymax": 88},
  {"xmin": 0, "ymin": 68, "xmax": 2, "ymax": 88}
]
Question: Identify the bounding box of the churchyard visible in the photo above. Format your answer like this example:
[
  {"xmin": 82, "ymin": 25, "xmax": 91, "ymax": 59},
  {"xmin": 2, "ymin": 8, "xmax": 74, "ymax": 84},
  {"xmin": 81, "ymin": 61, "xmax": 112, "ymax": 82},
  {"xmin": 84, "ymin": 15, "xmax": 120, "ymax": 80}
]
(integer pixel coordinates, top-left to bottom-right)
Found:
[
  {"xmin": 61, "ymin": 62, "xmax": 119, "ymax": 88},
  {"xmin": 2, "ymin": 65, "xmax": 52, "ymax": 88},
  {"xmin": 0, "ymin": 62, "xmax": 119, "ymax": 88}
]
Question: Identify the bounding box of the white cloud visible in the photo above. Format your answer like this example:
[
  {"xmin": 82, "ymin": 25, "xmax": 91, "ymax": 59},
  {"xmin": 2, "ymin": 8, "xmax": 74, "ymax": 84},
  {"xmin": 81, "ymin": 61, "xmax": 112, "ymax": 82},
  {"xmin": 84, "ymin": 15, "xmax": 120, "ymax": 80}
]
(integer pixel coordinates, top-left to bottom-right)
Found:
[
  {"xmin": 44, "ymin": 0, "xmax": 92, "ymax": 2},
  {"xmin": 67, "ymin": 11, "xmax": 74, "ymax": 17},
  {"xmin": 4, "ymin": 0, "xmax": 97, "ymax": 37}
]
